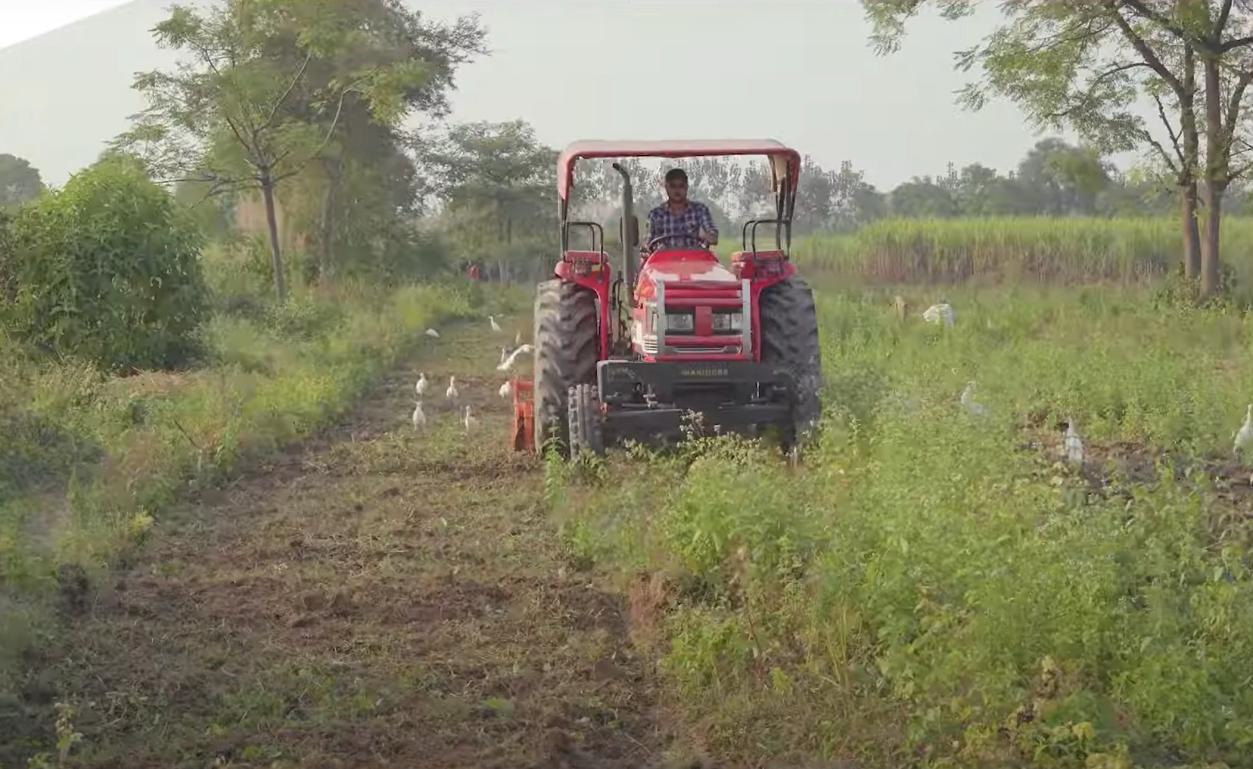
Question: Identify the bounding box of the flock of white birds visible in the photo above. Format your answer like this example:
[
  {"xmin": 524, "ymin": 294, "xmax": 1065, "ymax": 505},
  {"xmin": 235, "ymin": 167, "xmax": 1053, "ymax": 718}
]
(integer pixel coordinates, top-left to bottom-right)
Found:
[
  {"xmin": 411, "ymin": 316, "xmax": 532, "ymax": 434},
  {"xmin": 414, "ymin": 301, "xmax": 1253, "ymax": 459},
  {"xmin": 928, "ymin": 301, "xmax": 1253, "ymax": 466}
]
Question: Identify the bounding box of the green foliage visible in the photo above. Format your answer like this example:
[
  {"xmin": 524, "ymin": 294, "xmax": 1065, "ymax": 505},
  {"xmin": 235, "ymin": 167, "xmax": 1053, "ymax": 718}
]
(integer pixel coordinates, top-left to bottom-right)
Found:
[
  {"xmin": 2, "ymin": 159, "xmax": 207, "ymax": 370},
  {"xmin": 117, "ymin": 0, "xmax": 484, "ymax": 299},
  {"xmin": 0, "ymin": 154, "xmax": 45, "ymax": 210},
  {"xmin": 421, "ymin": 120, "xmax": 556, "ymax": 281},
  {"xmin": 550, "ymin": 287, "xmax": 1253, "ymax": 767}
]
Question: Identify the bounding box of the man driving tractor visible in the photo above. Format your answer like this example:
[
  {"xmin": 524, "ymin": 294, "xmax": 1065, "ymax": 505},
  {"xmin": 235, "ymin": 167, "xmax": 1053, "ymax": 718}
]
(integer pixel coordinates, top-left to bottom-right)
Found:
[{"xmin": 646, "ymin": 168, "xmax": 718, "ymax": 251}]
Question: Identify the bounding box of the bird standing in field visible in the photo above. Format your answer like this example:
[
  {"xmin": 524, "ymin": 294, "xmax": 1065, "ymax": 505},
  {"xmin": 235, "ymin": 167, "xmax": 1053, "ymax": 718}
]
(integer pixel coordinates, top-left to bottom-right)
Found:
[
  {"xmin": 514, "ymin": 330, "xmax": 522, "ymax": 347},
  {"xmin": 497, "ymin": 343, "xmax": 534, "ymax": 372},
  {"xmin": 1063, "ymin": 418, "xmax": 1085, "ymax": 465},
  {"xmin": 411, "ymin": 401, "xmax": 427, "ymax": 431},
  {"xmin": 1234, "ymin": 404, "xmax": 1253, "ymax": 457},
  {"xmin": 489, "ymin": 315, "xmax": 502, "ymax": 333},
  {"xmin": 499, "ymin": 346, "xmax": 508, "ymax": 365},
  {"xmin": 462, "ymin": 405, "xmax": 478, "ymax": 433},
  {"xmin": 960, "ymin": 380, "xmax": 988, "ymax": 417},
  {"xmin": 499, "ymin": 380, "xmax": 513, "ymax": 399},
  {"xmin": 923, "ymin": 302, "xmax": 956, "ymax": 327},
  {"xmin": 415, "ymin": 372, "xmax": 429, "ymax": 398},
  {"xmin": 893, "ymin": 295, "xmax": 908, "ymax": 321},
  {"xmin": 445, "ymin": 375, "xmax": 460, "ymax": 403},
  {"xmin": 424, "ymin": 328, "xmax": 440, "ymax": 338}
]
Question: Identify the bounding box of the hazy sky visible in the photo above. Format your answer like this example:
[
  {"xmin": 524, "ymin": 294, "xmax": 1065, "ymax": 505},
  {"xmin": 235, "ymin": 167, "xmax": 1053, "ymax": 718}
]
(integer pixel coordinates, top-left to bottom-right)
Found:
[
  {"xmin": 0, "ymin": 0, "xmax": 134, "ymax": 50},
  {"xmin": 0, "ymin": 0, "xmax": 1055, "ymax": 189}
]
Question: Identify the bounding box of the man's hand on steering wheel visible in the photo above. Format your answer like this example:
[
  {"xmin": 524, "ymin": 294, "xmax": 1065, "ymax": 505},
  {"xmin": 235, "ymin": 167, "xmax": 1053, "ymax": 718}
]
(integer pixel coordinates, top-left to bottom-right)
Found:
[{"xmin": 645, "ymin": 231, "xmax": 711, "ymax": 252}]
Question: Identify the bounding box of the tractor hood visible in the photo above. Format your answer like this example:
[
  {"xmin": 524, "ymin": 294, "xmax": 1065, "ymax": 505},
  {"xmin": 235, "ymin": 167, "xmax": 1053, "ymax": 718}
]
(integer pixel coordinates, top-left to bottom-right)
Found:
[{"xmin": 636, "ymin": 250, "xmax": 739, "ymax": 301}]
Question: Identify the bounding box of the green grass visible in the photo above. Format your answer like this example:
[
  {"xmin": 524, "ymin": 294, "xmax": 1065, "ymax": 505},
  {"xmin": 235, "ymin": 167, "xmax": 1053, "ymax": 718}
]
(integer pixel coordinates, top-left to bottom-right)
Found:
[
  {"xmin": 549, "ymin": 286, "xmax": 1253, "ymax": 768},
  {"xmin": 0, "ymin": 276, "xmax": 480, "ymax": 688},
  {"xmin": 791, "ymin": 217, "xmax": 1253, "ymax": 292}
]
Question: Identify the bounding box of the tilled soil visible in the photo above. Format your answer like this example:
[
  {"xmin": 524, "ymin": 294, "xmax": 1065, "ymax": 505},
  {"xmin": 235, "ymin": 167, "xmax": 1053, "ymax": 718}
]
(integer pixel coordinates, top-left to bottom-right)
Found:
[{"xmin": 33, "ymin": 322, "xmax": 675, "ymax": 769}]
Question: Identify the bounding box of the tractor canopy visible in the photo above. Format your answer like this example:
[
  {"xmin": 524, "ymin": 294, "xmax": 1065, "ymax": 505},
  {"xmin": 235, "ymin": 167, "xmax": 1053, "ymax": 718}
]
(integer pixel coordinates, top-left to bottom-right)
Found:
[{"xmin": 556, "ymin": 139, "xmax": 801, "ymax": 205}]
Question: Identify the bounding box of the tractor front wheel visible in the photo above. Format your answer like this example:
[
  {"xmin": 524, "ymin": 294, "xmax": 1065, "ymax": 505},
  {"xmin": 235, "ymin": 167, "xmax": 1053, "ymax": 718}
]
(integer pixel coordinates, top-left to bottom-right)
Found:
[
  {"xmin": 533, "ymin": 279, "xmax": 598, "ymax": 454},
  {"xmin": 760, "ymin": 275, "xmax": 822, "ymax": 446},
  {"xmin": 568, "ymin": 384, "xmax": 605, "ymax": 457}
]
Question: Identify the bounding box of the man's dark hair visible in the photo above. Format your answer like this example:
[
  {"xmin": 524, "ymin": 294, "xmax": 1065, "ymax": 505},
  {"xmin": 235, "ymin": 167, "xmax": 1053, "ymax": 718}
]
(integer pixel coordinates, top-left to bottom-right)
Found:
[{"xmin": 664, "ymin": 168, "xmax": 688, "ymax": 184}]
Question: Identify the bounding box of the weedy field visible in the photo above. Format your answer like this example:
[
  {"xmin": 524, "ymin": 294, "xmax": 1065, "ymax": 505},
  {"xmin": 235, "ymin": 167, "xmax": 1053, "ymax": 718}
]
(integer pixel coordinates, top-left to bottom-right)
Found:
[
  {"xmin": 5, "ymin": 317, "xmax": 687, "ymax": 769},
  {"xmin": 0, "ymin": 278, "xmax": 479, "ymax": 749},
  {"xmin": 11, "ymin": 277, "xmax": 1253, "ymax": 769},
  {"xmin": 791, "ymin": 218, "xmax": 1253, "ymax": 291},
  {"xmin": 550, "ymin": 285, "xmax": 1253, "ymax": 768}
]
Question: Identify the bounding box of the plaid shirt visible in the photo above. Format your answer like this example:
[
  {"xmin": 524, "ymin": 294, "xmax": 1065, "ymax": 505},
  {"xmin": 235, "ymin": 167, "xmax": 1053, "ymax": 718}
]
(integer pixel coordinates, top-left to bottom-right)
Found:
[{"xmin": 646, "ymin": 200, "xmax": 717, "ymax": 251}]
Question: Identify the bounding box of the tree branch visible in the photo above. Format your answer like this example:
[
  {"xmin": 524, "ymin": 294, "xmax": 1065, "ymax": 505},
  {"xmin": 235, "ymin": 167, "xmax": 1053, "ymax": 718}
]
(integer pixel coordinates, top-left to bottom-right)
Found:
[
  {"xmin": 1143, "ymin": 130, "xmax": 1182, "ymax": 175},
  {"xmin": 1051, "ymin": 61, "xmax": 1152, "ymax": 119},
  {"xmin": 1221, "ymin": 34, "xmax": 1253, "ymax": 51},
  {"xmin": 261, "ymin": 50, "xmax": 313, "ymax": 131},
  {"xmin": 1228, "ymin": 157, "xmax": 1253, "ymax": 181},
  {"xmin": 1119, "ymin": 0, "xmax": 1191, "ymax": 42},
  {"xmin": 1218, "ymin": 0, "xmax": 1235, "ymax": 36},
  {"xmin": 1106, "ymin": 3, "xmax": 1185, "ymax": 93},
  {"xmin": 1224, "ymin": 69, "xmax": 1253, "ymax": 144},
  {"xmin": 272, "ymin": 82, "xmax": 364, "ymax": 184},
  {"xmin": 1151, "ymin": 91, "xmax": 1187, "ymax": 167}
]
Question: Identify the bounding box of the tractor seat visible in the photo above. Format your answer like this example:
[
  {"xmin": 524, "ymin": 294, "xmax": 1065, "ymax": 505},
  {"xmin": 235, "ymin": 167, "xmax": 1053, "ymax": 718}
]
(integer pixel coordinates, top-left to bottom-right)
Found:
[{"xmin": 731, "ymin": 250, "xmax": 787, "ymax": 278}]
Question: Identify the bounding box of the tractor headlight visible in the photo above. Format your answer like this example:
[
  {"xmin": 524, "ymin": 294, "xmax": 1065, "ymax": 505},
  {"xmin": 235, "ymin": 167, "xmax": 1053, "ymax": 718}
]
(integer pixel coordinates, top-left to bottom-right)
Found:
[
  {"xmin": 711, "ymin": 311, "xmax": 743, "ymax": 333},
  {"xmin": 666, "ymin": 312, "xmax": 694, "ymax": 332}
]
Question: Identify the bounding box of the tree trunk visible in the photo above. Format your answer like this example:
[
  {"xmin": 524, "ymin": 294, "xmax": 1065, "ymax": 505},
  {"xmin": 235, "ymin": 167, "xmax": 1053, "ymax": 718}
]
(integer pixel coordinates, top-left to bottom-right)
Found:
[
  {"xmin": 1181, "ymin": 181, "xmax": 1201, "ymax": 278},
  {"xmin": 260, "ymin": 175, "xmax": 287, "ymax": 302},
  {"xmin": 1201, "ymin": 180, "xmax": 1223, "ymax": 296},
  {"xmin": 319, "ymin": 158, "xmax": 341, "ymax": 284},
  {"xmin": 1180, "ymin": 44, "xmax": 1201, "ymax": 279},
  {"xmin": 1201, "ymin": 56, "xmax": 1225, "ymax": 298}
]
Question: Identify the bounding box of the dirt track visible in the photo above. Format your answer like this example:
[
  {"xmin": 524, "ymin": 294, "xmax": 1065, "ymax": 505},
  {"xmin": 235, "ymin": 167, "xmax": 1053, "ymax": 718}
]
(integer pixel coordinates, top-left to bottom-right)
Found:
[{"xmin": 37, "ymin": 321, "xmax": 673, "ymax": 768}]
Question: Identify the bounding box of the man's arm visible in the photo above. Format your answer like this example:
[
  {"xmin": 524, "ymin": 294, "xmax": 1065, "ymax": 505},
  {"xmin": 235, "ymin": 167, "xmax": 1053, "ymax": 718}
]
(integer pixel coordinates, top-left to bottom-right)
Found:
[
  {"xmin": 645, "ymin": 206, "xmax": 660, "ymax": 245},
  {"xmin": 697, "ymin": 203, "xmax": 718, "ymax": 245}
]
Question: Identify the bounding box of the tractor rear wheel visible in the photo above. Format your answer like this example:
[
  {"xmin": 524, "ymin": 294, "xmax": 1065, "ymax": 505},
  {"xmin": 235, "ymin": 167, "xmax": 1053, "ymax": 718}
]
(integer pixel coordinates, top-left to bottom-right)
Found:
[
  {"xmin": 759, "ymin": 275, "xmax": 822, "ymax": 445},
  {"xmin": 568, "ymin": 384, "xmax": 605, "ymax": 457},
  {"xmin": 533, "ymin": 279, "xmax": 598, "ymax": 454}
]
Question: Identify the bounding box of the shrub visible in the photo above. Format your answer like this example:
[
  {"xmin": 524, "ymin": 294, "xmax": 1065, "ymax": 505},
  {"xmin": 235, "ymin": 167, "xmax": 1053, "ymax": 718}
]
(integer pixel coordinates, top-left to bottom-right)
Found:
[{"xmin": 2, "ymin": 159, "xmax": 208, "ymax": 370}]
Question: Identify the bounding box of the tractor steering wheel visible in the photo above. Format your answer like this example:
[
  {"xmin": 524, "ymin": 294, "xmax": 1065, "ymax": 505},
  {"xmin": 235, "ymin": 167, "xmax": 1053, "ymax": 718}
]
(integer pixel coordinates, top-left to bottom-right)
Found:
[{"xmin": 646, "ymin": 232, "xmax": 710, "ymax": 253}]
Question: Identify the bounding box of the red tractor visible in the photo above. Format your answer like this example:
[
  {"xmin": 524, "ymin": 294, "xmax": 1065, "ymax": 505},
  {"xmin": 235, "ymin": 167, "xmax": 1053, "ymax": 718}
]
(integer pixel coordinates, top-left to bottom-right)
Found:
[{"xmin": 526, "ymin": 139, "xmax": 821, "ymax": 456}]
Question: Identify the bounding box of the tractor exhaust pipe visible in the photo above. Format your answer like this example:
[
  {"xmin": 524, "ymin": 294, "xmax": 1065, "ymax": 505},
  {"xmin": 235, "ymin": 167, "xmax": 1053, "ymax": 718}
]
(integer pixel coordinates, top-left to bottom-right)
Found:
[{"xmin": 612, "ymin": 162, "xmax": 638, "ymax": 291}]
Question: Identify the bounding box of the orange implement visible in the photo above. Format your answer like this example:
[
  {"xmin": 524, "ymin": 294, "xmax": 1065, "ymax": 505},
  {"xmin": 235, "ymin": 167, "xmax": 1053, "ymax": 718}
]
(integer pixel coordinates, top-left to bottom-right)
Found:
[{"xmin": 510, "ymin": 377, "xmax": 535, "ymax": 452}]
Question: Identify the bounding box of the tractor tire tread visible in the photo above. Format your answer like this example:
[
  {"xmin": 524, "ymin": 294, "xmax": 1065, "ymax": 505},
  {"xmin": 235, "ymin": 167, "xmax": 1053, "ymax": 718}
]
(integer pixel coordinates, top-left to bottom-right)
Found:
[
  {"xmin": 568, "ymin": 383, "xmax": 605, "ymax": 457},
  {"xmin": 533, "ymin": 279, "xmax": 598, "ymax": 454},
  {"xmin": 759, "ymin": 274, "xmax": 822, "ymax": 443}
]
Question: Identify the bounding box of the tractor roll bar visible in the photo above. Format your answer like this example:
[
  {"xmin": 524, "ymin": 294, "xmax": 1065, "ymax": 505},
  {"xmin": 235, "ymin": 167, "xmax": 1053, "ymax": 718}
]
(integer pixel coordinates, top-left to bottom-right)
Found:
[
  {"xmin": 742, "ymin": 218, "xmax": 792, "ymax": 253},
  {"xmin": 562, "ymin": 221, "xmax": 604, "ymax": 253}
]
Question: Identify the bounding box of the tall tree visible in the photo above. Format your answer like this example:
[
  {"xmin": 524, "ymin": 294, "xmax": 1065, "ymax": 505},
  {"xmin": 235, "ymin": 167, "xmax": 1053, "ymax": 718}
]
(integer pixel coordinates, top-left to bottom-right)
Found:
[
  {"xmin": 0, "ymin": 154, "xmax": 45, "ymax": 210},
  {"xmin": 420, "ymin": 120, "xmax": 556, "ymax": 281},
  {"xmin": 115, "ymin": 1, "xmax": 439, "ymax": 301},
  {"xmin": 864, "ymin": 0, "xmax": 1253, "ymax": 297},
  {"xmin": 284, "ymin": 0, "xmax": 484, "ymax": 281}
]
